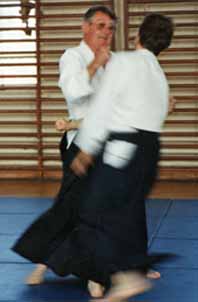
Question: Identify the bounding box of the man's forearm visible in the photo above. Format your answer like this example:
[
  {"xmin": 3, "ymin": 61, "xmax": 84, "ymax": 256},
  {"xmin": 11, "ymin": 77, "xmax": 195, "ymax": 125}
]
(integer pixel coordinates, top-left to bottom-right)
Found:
[
  {"xmin": 69, "ymin": 119, "xmax": 82, "ymax": 130},
  {"xmin": 87, "ymin": 61, "xmax": 101, "ymax": 78}
]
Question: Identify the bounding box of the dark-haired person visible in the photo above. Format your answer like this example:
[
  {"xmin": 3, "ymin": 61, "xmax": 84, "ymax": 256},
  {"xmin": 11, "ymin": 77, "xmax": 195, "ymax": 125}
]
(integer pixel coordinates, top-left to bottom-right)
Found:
[
  {"xmin": 63, "ymin": 13, "xmax": 174, "ymax": 301},
  {"xmin": 12, "ymin": 5, "xmax": 117, "ymax": 297}
]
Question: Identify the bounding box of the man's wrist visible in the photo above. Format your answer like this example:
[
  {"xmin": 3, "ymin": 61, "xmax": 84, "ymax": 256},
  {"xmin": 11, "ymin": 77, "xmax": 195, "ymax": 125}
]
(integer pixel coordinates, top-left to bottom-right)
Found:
[
  {"xmin": 87, "ymin": 61, "xmax": 100, "ymax": 78},
  {"xmin": 70, "ymin": 119, "xmax": 81, "ymax": 130}
]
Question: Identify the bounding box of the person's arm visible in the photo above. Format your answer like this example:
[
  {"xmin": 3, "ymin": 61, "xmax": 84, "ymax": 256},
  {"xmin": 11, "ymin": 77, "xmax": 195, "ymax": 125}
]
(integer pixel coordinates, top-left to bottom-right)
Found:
[{"xmin": 71, "ymin": 56, "xmax": 121, "ymax": 176}]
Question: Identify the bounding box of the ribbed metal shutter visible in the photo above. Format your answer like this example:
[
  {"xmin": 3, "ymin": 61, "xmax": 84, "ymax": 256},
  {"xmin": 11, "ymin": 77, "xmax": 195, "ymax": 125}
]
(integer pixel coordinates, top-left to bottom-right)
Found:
[{"xmin": 124, "ymin": 0, "xmax": 198, "ymax": 180}]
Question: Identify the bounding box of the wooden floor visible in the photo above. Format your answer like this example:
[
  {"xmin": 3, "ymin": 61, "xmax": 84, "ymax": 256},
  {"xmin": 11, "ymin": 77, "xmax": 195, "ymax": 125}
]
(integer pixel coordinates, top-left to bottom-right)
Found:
[{"xmin": 0, "ymin": 179, "xmax": 197, "ymax": 199}]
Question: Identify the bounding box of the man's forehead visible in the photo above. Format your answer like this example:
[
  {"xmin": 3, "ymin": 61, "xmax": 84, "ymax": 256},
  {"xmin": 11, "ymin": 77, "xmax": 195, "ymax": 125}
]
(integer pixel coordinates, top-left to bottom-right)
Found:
[{"xmin": 92, "ymin": 12, "xmax": 115, "ymax": 23}]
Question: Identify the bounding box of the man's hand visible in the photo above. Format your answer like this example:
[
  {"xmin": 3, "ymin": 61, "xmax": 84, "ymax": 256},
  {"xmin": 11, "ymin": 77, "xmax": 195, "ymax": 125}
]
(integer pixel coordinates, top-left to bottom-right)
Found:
[
  {"xmin": 70, "ymin": 150, "xmax": 94, "ymax": 176},
  {"xmin": 168, "ymin": 96, "xmax": 176, "ymax": 114},
  {"xmin": 94, "ymin": 46, "xmax": 111, "ymax": 67},
  {"xmin": 55, "ymin": 119, "xmax": 82, "ymax": 132},
  {"xmin": 88, "ymin": 46, "xmax": 111, "ymax": 78},
  {"xmin": 55, "ymin": 119, "xmax": 68, "ymax": 131}
]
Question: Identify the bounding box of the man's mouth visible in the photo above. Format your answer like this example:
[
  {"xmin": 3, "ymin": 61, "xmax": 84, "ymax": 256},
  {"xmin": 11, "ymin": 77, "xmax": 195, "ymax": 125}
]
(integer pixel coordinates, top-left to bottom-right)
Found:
[{"xmin": 98, "ymin": 36, "xmax": 108, "ymax": 40}]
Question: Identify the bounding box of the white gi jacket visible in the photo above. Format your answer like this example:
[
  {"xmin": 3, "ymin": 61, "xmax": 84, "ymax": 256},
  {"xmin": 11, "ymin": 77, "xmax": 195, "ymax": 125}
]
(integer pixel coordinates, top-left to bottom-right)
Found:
[
  {"xmin": 75, "ymin": 49, "xmax": 169, "ymax": 167},
  {"xmin": 58, "ymin": 40, "xmax": 105, "ymax": 146}
]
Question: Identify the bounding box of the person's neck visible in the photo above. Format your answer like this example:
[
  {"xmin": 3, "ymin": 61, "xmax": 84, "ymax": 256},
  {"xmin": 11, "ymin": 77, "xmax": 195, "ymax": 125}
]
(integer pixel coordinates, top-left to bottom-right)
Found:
[{"xmin": 135, "ymin": 42, "xmax": 144, "ymax": 51}]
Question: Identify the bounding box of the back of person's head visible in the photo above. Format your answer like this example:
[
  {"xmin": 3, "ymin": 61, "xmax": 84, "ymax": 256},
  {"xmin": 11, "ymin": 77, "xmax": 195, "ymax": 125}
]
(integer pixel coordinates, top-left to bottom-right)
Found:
[
  {"xmin": 84, "ymin": 5, "xmax": 117, "ymax": 22},
  {"xmin": 139, "ymin": 13, "xmax": 174, "ymax": 55}
]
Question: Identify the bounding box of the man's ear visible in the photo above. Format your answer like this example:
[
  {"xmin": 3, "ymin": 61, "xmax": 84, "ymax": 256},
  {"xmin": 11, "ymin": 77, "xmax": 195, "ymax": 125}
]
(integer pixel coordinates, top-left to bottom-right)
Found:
[
  {"xmin": 134, "ymin": 33, "xmax": 141, "ymax": 49},
  {"xmin": 134, "ymin": 33, "xmax": 140, "ymax": 45}
]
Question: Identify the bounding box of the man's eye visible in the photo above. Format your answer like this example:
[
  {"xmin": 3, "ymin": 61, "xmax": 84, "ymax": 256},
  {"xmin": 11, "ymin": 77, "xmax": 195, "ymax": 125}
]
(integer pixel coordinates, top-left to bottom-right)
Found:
[
  {"xmin": 97, "ymin": 23, "xmax": 105, "ymax": 29},
  {"xmin": 109, "ymin": 26, "xmax": 116, "ymax": 31}
]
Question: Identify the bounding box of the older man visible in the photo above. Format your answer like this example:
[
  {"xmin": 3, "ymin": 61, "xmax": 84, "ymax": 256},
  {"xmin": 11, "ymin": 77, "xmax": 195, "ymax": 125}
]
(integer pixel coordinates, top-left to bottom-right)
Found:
[{"xmin": 12, "ymin": 6, "xmax": 117, "ymax": 296}]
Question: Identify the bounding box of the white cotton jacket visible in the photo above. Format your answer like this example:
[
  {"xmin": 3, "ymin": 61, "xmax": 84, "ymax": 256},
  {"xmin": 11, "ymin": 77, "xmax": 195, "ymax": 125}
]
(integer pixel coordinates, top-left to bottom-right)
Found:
[
  {"xmin": 58, "ymin": 40, "xmax": 105, "ymax": 146},
  {"xmin": 75, "ymin": 49, "xmax": 169, "ymax": 155}
]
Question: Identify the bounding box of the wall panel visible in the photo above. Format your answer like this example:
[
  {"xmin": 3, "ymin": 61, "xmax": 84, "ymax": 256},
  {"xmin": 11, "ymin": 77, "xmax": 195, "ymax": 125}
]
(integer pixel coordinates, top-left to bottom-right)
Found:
[
  {"xmin": 124, "ymin": 0, "xmax": 198, "ymax": 179},
  {"xmin": 1, "ymin": 0, "xmax": 198, "ymax": 180}
]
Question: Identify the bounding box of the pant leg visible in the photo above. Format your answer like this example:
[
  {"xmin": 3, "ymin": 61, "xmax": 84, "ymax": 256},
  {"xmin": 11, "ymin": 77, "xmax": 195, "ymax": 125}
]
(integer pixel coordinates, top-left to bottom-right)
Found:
[{"xmin": 12, "ymin": 141, "xmax": 84, "ymax": 263}]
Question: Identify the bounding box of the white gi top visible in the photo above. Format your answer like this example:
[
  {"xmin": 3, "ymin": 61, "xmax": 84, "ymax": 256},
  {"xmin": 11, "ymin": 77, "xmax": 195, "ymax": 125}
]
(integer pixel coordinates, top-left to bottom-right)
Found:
[
  {"xmin": 75, "ymin": 49, "xmax": 169, "ymax": 156},
  {"xmin": 58, "ymin": 40, "xmax": 105, "ymax": 146}
]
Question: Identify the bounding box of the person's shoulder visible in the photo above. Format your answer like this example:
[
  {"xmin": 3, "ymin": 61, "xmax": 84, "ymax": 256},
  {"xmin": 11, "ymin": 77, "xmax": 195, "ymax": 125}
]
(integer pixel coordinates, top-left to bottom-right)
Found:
[
  {"xmin": 116, "ymin": 50, "xmax": 139, "ymax": 60},
  {"xmin": 104, "ymin": 51, "xmax": 133, "ymax": 76},
  {"xmin": 110, "ymin": 51, "xmax": 139, "ymax": 67},
  {"xmin": 60, "ymin": 44, "xmax": 82, "ymax": 60}
]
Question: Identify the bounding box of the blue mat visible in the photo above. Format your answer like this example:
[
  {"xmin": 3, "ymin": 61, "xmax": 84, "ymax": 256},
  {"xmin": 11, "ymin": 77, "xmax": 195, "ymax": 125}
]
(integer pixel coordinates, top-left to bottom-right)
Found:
[
  {"xmin": 0, "ymin": 234, "xmax": 28, "ymax": 263},
  {"xmin": 0, "ymin": 197, "xmax": 52, "ymax": 214},
  {"xmin": 0, "ymin": 214, "xmax": 40, "ymax": 235},
  {"xmin": 0, "ymin": 264, "xmax": 88, "ymax": 301},
  {"xmin": 167, "ymin": 199, "xmax": 198, "ymax": 217},
  {"xmin": 149, "ymin": 238, "xmax": 198, "ymax": 268},
  {"xmin": 133, "ymin": 268, "xmax": 198, "ymax": 302},
  {"xmin": 156, "ymin": 216, "xmax": 198, "ymax": 239},
  {"xmin": 0, "ymin": 197, "xmax": 198, "ymax": 302}
]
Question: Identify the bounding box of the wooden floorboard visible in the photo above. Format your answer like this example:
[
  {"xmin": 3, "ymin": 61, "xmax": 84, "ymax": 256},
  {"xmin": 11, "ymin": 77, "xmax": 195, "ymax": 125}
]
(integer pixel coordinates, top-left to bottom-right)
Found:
[
  {"xmin": 0, "ymin": 180, "xmax": 60, "ymax": 198},
  {"xmin": 0, "ymin": 180, "xmax": 197, "ymax": 198}
]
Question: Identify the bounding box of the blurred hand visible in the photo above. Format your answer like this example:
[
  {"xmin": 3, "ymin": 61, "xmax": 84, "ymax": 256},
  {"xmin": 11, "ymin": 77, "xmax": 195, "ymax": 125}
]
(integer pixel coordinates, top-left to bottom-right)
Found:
[
  {"xmin": 70, "ymin": 150, "xmax": 94, "ymax": 176},
  {"xmin": 168, "ymin": 96, "xmax": 176, "ymax": 114},
  {"xmin": 55, "ymin": 119, "xmax": 68, "ymax": 131}
]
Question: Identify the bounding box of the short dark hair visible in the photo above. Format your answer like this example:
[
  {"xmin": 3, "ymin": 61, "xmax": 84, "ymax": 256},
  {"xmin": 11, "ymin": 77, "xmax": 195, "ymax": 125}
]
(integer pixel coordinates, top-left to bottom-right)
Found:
[
  {"xmin": 84, "ymin": 5, "xmax": 117, "ymax": 22},
  {"xmin": 139, "ymin": 13, "xmax": 174, "ymax": 56}
]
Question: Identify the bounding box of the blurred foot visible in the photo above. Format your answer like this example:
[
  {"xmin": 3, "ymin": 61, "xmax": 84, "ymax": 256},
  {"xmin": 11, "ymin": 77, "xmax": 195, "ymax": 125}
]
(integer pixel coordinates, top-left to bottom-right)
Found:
[
  {"xmin": 93, "ymin": 271, "xmax": 152, "ymax": 302},
  {"xmin": 26, "ymin": 264, "xmax": 47, "ymax": 285},
  {"xmin": 147, "ymin": 270, "xmax": 161, "ymax": 279},
  {"xmin": 88, "ymin": 280, "xmax": 105, "ymax": 298}
]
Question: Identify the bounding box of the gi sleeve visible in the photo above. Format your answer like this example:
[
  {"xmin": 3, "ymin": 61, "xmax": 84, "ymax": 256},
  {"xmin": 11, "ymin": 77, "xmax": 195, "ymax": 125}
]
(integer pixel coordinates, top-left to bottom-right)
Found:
[{"xmin": 58, "ymin": 49, "xmax": 94, "ymax": 103}]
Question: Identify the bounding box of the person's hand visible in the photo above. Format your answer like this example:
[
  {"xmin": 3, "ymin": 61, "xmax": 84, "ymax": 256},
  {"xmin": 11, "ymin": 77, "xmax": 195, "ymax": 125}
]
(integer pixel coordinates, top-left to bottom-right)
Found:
[
  {"xmin": 70, "ymin": 150, "xmax": 94, "ymax": 176},
  {"xmin": 168, "ymin": 96, "xmax": 176, "ymax": 114},
  {"xmin": 55, "ymin": 119, "xmax": 82, "ymax": 131},
  {"xmin": 94, "ymin": 46, "xmax": 111, "ymax": 67},
  {"xmin": 88, "ymin": 47, "xmax": 111, "ymax": 78},
  {"xmin": 55, "ymin": 119, "xmax": 68, "ymax": 131}
]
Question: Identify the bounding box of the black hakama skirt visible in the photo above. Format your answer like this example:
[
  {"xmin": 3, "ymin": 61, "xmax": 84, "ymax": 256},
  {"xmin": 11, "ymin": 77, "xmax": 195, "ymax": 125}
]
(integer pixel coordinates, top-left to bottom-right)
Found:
[
  {"xmin": 13, "ymin": 129, "xmax": 172, "ymax": 287},
  {"xmin": 13, "ymin": 128, "xmax": 169, "ymax": 287},
  {"xmin": 12, "ymin": 140, "xmax": 86, "ymax": 263}
]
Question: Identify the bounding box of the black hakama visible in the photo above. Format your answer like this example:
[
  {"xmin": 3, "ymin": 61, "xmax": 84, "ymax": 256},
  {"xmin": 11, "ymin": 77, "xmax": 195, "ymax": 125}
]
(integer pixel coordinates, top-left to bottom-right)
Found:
[
  {"xmin": 13, "ymin": 129, "xmax": 170, "ymax": 287},
  {"xmin": 12, "ymin": 140, "xmax": 86, "ymax": 263},
  {"xmin": 40, "ymin": 130, "xmax": 164, "ymax": 285}
]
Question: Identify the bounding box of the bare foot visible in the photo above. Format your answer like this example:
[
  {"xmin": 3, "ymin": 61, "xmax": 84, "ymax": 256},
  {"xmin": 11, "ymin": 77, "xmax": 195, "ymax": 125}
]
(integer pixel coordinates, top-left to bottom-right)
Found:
[
  {"xmin": 26, "ymin": 264, "xmax": 47, "ymax": 285},
  {"xmin": 147, "ymin": 270, "xmax": 161, "ymax": 279},
  {"xmin": 88, "ymin": 280, "xmax": 105, "ymax": 298},
  {"xmin": 93, "ymin": 271, "xmax": 152, "ymax": 302}
]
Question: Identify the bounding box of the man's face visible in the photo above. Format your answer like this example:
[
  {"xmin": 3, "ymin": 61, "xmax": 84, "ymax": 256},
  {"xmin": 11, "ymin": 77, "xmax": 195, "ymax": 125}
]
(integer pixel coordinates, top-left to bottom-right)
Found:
[{"xmin": 82, "ymin": 11, "xmax": 116, "ymax": 50}]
